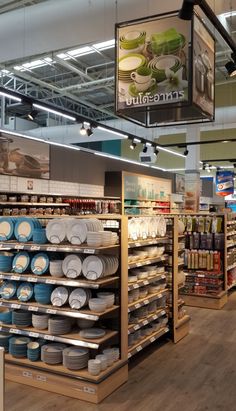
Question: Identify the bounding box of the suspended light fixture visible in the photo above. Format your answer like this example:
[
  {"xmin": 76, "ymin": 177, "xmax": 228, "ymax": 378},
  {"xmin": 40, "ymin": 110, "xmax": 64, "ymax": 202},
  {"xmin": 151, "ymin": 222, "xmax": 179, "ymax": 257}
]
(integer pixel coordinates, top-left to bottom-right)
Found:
[
  {"xmin": 184, "ymin": 147, "xmax": 189, "ymax": 156},
  {"xmin": 143, "ymin": 144, "xmax": 148, "ymax": 153},
  {"xmin": 27, "ymin": 110, "xmax": 38, "ymax": 121},
  {"xmin": 86, "ymin": 126, "xmax": 94, "ymax": 137},
  {"xmin": 178, "ymin": 0, "xmax": 195, "ymax": 20},
  {"xmin": 130, "ymin": 141, "xmax": 137, "ymax": 150},
  {"xmin": 80, "ymin": 123, "xmax": 87, "ymax": 136}
]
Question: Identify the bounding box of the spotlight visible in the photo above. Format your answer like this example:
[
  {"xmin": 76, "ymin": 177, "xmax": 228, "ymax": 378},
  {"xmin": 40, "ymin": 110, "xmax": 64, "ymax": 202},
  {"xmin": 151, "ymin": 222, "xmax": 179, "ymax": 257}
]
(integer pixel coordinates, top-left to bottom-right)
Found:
[
  {"xmin": 80, "ymin": 123, "xmax": 87, "ymax": 136},
  {"xmin": 143, "ymin": 144, "xmax": 148, "ymax": 153},
  {"xmin": 178, "ymin": 0, "xmax": 194, "ymax": 21},
  {"xmin": 217, "ymin": 166, "xmax": 221, "ymax": 171},
  {"xmin": 184, "ymin": 147, "xmax": 189, "ymax": 156},
  {"xmin": 154, "ymin": 147, "xmax": 159, "ymax": 156},
  {"xmin": 202, "ymin": 163, "xmax": 206, "ymax": 170},
  {"xmin": 130, "ymin": 141, "xmax": 137, "ymax": 150},
  {"xmin": 27, "ymin": 110, "xmax": 38, "ymax": 121},
  {"xmin": 225, "ymin": 61, "xmax": 236, "ymax": 77},
  {"xmin": 86, "ymin": 127, "xmax": 93, "ymax": 137},
  {"xmin": 234, "ymin": 163, "xmax": 236, "ymax": 168}
]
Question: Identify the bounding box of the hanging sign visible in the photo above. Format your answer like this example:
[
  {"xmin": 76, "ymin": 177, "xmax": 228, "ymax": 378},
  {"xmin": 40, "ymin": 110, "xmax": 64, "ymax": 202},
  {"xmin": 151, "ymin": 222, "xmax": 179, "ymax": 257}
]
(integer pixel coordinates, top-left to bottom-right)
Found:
[
  {"xmin": 216, "ymin": 170, "xmax": 234, "ymax": 196},
  {"xmin": 115, "ymin": 11, "xmax": 215, "ymax": 127}
]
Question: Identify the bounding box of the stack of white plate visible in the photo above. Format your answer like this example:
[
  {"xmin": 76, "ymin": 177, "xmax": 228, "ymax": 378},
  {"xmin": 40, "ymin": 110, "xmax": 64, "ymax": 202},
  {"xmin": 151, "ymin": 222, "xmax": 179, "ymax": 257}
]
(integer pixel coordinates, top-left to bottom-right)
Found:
[
  {"xmin": 46, "ymin": 219, "xmax": 67, "ymax": 244},
  {"xmin": 85, "ymin": 219, "xmax": 104, "ymax": 233},
  {"xmin": 88, "ymin": 359, "xmax": 101, "ymax": 376},
  {"xmin": 51, "ymin": 287, "xmax": 69, "ymax": 307},
  {"xmin": 69, "ymin": 288, "xmax": 91, "ymax": 309},
  {"xmin": 66, "ymin": 219, "xmax": 87, "ymax": 245},
  {"xmin": 82, "ymin": 255, "xmax": 119, "ymax": 280},
  {"xmin": 41, "ymin": 343, "xmax": 67, "ymax": 365},
  {"xmin": 96, "ymin": 292, "xmax": 115, "ymax": 308},
  {"xmin": 88, "ymin": 298, "xmax": 107, "ymax": 313},
  {"xmin": 79, "ymin": 328, "xmax": 106, "ymax": 340},
  {"xmin": 63, "ymin": 346, "xmax": 89, "ymax": 370},
  {"xmin": 48, "ymin": 316, "xmax": 71, "ymax": 335},
  {"xmin": 77, "ymin": 318, "xmax": 95, "ymax": 329},
  {"xmin": 49, "ymin": 260, "xmax": 64, "ymax": 278},
  {"xmin": 32, "ymin": 313, "xmax": 49, "ymax": 330},
  {"xmin": 62, "ymin": 254, "xmax": 83, "ymax": 279},
  {"xmin": 99, "ymin": 231, "xmax": 113, "ymax": 246}
]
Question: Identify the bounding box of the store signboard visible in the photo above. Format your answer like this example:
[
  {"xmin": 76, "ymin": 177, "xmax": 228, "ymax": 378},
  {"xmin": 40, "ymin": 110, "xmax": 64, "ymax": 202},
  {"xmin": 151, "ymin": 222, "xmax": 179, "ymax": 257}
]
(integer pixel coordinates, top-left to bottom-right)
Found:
[
  {"xmin": 115, "ymin": 11, "xmax": 215, "ymax": 127},
  {"xmin": 216, "ymin": 170, "xmax": 234, "ymax": 196},
  {"xmin": 124, "ymin": 174, "xmax": 171, "ymax": 200},
  {"xmin": 0, "ymin": 131, "xmax": 50, "ymax": 179}
]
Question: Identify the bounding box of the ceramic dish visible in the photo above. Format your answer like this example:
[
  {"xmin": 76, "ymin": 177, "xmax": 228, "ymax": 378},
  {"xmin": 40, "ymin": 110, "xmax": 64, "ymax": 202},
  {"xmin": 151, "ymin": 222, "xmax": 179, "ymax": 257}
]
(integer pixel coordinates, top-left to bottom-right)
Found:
[
  {"xmin": 17, "ymin": 282, "xmax": 34, "ymax": 302},
  {"xmin": 31, "ymin": 253, "xmax": 49, "ymax": 275},
  {"xmin": 12, "ymin": 251, "xmax": 30, "ymax": 274},
  {"xmin": 0, "ymin": 217, "xmax": 15, "ymax": 241}
]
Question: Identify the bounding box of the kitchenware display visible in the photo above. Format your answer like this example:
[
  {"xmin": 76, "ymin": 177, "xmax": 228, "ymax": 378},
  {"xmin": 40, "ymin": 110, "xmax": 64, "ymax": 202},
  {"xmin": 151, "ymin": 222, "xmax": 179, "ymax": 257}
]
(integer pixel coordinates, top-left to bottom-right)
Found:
[
  {"xmin": 88, "ymin": 298, "xmax": 107, "ymax": 313},
  {"xmin": 103, "ymin": 348, "xmax": 117, "ymax": 365},
  {"xmin": 133, "ymin": 249, "xmax": 148, "ymax": 259},
  {"xmin": 0, "ymin": 252, "xmax": 14, "ymax": 272},
  {"xmin": 12, "ymin": 251, "xmax": 30, "ymax": 273},
  {"xmin": 9, "ymin": 336, "xmax": 31, "ymax": 358},
  {"xmin": 96, "ymin": 292, "xmax": 115, "ymax": 308},
  {"xmin": 79, "ymin": 328, "xmax": 106, "ymax": 339},
  {"xmin": 41, "ymin": 343, "xmax": 67, "ymax": 365},
  {"xmin": 12, "ymin": 310, "xmax": 32, "ymax": 327},
  {"xmin": 86, "ymin": 232, "xmax": 102, "ymax": 247},
  {"xmin": 31, "ymin": 253, "xmax": 49, "ymax": 275},
  {"xmin": 119, "ymin": 30, "xmax": 146, "ymax": 50},
  {"xmin": 34, "ymin": 283, "xmax": 54, "ymax": 305},
  {"xmin": 27, "ymin": 341, "xmax": 40, "ymax": 362},
  {"xmin": 0, "ymin": 280, "xmax": 17, "ymax": 299},
  {"xmin": 77, "ymin": 318, "xmax": 95, "ymax": 329},
  {"xmin": 85, "ymin": 218, "xmax": 104, "ymax": 233},
  {"xmin": 148, "ymin": 55, "xmax": 182, "ymax": 82},
  {"xmin": 49, "ymin": 260, "xmax": 64, "ymax": 278},
  {"xmin": 88, "ymin": 359, "xmax": 101, "ymax": 376},
  {"xmin": 17, "ymin": 282, "xmax": 34, "ymax": 302},
  {"xmin": 82, "ymin": 255, "xmax": 119, "ymax": 280},
  {"xmin": 32, "ymin": 313, "xmax": 49, "ymax": 330},
  {"xmin": 128, "ymin": 216, "xmax": 166, "ymax": 240},
  {"xmin": 14, "ymin": 218, "xmax": 41, "ymax": 242},
  {"xmin": 0, "ymin": 307, "xmax": 12, "ymax": 324},
  {"xmin": 66, "ymin": 219, "xmax": 87, "ymax": 245},
  {"xmin": 51, "ymin": 286, "xmax": 69, "ymax": 307},
  {"xmin": 95, "ymin": 354, "xmax": 108, "ymax": 371},
  {"xmin": 0, "ymin": 333, "xmax": 11, "ymax": 352},
  {"xmin": 69, "ymin": 288, "xmax": 91, "ymax": 309},
  {"xmin": 62, "ymin": 254, "xmax": 83, "ymax": 278},
  {"xmin": 118, "ymin": 53, "xmax": 147, "ymax": 82},
  {"xmin": 48, "ymin": 316, "xmax": 71, "ymax": 335},
  {"xmin": 128, "ymin": 80, "xmax": 157, "ymax": 97},
  {"xmin": 63, "ymin": 346, "xmax": 89, "ymax": 370},
  {"xmin": 46, "ymin": 219, "xmax": 67, "ymax": 244},
  {"xmin": 33, "ymin": 228, "xmax": 47, "ymax": 244},
  {"xmin": 0, "ymin": 217, "xmax": 15, "ymax": 240},
  {"xmin": 149, "ymin": 28, "xmax": 185, "ymax": 55}
]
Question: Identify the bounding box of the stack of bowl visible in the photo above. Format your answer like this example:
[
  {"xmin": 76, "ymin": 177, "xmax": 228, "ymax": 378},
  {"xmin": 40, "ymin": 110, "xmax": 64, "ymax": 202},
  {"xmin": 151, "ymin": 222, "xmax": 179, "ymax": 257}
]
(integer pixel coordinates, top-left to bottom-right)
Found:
[
  {"xmin": 0, "ymin": 308, "xmax": 12, "ymax": 324},
  {"xmin": 12, "ymin": 310, "xmax": 32, "ymax": 327},
  {"xmin": 88, "ymin": 359, "xmax": 101, "ymax": 376},
  {"xmin": 48, "ymin": 316, "xmax": 71, "ymax": 335},
  {"xmin": 86, "ymin": 232, "xmax": 103, "ymax": 247},
  {"xmin": 49, "ymin": 260, "xmax": 64, "ymax": 278},
  {"xmin": 27, "ymin": 341, "xmax": 40, "ymax": 361},
  {"xmin": 88, "ymin": 298, "xmax": 107, "ymax": 313},
  {"xmin": 33, "ymin": 228, "xmax": 47, "ymax": 244},
  {"xmin": 0, "ymin": 333, "xmax": 11, "ymax": 352},
  {"xmin": 34, "ymin": 284, "xmax": 54, "ymax": 305},
  {"xmin": 63, "ymin": 346, "xmax": 89, "ymax": 370},
  {"xmin": 96, "ymin": 292, "xmax": 115, "ymax": 308},
  {"xmin": 119, "ymin": 30, "xmax": 146, "ymax": 53},
  {"xmin": 9, "ymin": 336, "xmax": 31, "ymax": 358},
  {"xmin": 95, "ymin": 354, "xmax": 108, "ymax": 371},
  {"xmin": 41, "ymin": 343, "xmax": 66, "ymax": 365},
  {"xmin": 0, "ymin": 252, "xmax": 14, "ymax": 272},
  {"xmin": 32, "ymin": 313, "xmax": 49, "ymax": 330}
]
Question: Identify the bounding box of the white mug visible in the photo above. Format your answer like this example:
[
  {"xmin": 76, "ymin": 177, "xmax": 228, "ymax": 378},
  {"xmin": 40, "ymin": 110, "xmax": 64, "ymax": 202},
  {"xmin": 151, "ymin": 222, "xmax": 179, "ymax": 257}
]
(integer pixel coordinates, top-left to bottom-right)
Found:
[
  {"xmin": 134, "ymin": 78, "xmax": 156, "ymax": 92},
  {"xmin": 131, "ymin": 71, "xmax": 152, "ymax": 84}
]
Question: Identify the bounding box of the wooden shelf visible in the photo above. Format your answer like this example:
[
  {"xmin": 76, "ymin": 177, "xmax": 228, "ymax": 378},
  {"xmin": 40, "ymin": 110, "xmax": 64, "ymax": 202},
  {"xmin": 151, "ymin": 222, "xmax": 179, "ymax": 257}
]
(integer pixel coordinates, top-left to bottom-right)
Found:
[
  {"xmin": 124, "ymin": 205, "xmax": 170, "ymax": 209},
  {"xmin": 128, "ymin": 237, "xmax": 168, "ymax": 248},
  {"xmin": 128, "ymin": 326, "xmax": 169, "ymax": 358},
  {"xmin": 227, "ymin": 262, "xmax": 236, "ymax": 271},
  {"xmin": 0, "ymin": 241, "xmax": 119, "ymax": 254},
  {"xmin": 180, "ymin": 290, "xmax": 226, "ymax": 299},
  {"xmin": 128, "ymin": 308, "xmax": 167, "ymax": 334},
  {"xmin": 128, "ymin": 255, "xmax": 167, "ymax": 270},
  {"xmin": 128, "ymin": 273, "xmax": 166, "ymax": 291},
  {"xmin": 0, "ymin": 202, "xmax": 70, "ymax": 206},
  {"xmin": 0, "ymin": 299, "xmax": 119, "ymax": 321},
  {"xmin": 184, "ymin": 272, "xmax": 223, "ymax": 279},
  {"xmin": 176, "ymin": 315, "xmax": 191, "ymax": 329},
  {"xmin": 0, "ymin": 273, "xmax": 119, "ymax": 289},
  {"xmin": 227, "ymin": 282, "xmax": 236, "ymax": 290},
  {"xmin": 128, "ymin": 289, "xmax": 168, "ymax": 313},
  {"xmin": 0, "ymin": 324, "xmax": 117, "ymax": 349}
]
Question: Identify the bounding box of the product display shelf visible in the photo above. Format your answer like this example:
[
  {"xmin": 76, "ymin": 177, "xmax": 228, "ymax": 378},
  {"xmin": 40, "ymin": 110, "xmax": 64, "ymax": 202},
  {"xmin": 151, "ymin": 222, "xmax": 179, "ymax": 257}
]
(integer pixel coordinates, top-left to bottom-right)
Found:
[
  {"xmin": 128, "ymin": 289, "xmax": 168, "ymax": 313},
  {"xmin": 128, "ymin": 308, "xmax": 167, "ymax": 334},
  {"xmin": 0, "ymin": 215, "xmax": 128, "ymax": 403},
  {"xmin": 128, "ymin": 326, "xmax": 169, "ymax": 359},
  {"xmin": 225, "ymin": 214, "xmax": 236, "ymax": 291},
  {"xmin": 0, "ymin": 272, "xmax": 119, "ymax": 289},
  {"xmin": 128, "ymin": 237, "xmax": 168, "ymax": 248},
  {"xmin": 128, "ymin": 255, "xmax": 167, "ymax": 270},
  {"xmin": 128, "ymin": 272, "xmax": 167, "ymax": 291}
]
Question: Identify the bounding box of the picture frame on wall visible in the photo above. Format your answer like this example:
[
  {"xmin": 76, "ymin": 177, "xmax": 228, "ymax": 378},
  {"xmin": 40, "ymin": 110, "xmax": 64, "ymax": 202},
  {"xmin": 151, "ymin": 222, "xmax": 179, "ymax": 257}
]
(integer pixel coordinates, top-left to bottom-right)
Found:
[{"xmin": 175, "ymin": 174, "xmax": 185, "ymax": 194}]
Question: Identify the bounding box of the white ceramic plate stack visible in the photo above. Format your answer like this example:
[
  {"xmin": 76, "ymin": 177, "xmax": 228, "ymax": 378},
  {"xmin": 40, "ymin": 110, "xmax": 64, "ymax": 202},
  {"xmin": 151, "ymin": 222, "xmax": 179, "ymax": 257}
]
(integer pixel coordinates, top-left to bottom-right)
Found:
[
  {"xmin": 99, "ymin": 231, "xmax": 115, "ymax": 247},
  {"xmin": 63, "ymin": 346, "xmax": 89, "ymax": 370},
  {"xmin": 79, "ymin": 328, "xmax": 106, "ymax": 339},
  {"xmin": 41, "ymin": 343, "xmax": 67, "ymax": 365},
  {"xmin": 51, "ymin": 286, "xmax": 69, "ymax": 307},
  {"xmin": 66, "ymin": 219, "xmax": 87, "ymax": 245},
  {"xmin": 32, "ymin": 313, "xmax": 49, "ymax": 330},
  {"xmin": 88, "ymin": 359, "xmax": 101, "ymax": 376},
  {"xmin": 96, "ymin": 292, "xmax": 115, "ymax": 308},
  {"xmin": 62, "ymin": 254, "xmax": 84, "ymax": 279},
  {"xmin": 46, "ymin": 219, "xmax": 67, "ymax": 244},
  {"xmin": 82, "ymin": 255, "xmax": 119, "ymax": 280},
  {"xmin": 88, "ymin": 298, "xmax": 107, "ymax": 313},
  {"xmin": 48, "ymin": 316, "xmax": 71, "ymax": 335},
  {"xmin": 49, "ymin": 260, "xmax": 64, "ymax": 278},
  {"xmin": 68, "ymin": 288, "xmax": 91, "ymax": 309},
  {"xmin": 85, "ymin": 219, "xmax": 104, "ymax": 233}
]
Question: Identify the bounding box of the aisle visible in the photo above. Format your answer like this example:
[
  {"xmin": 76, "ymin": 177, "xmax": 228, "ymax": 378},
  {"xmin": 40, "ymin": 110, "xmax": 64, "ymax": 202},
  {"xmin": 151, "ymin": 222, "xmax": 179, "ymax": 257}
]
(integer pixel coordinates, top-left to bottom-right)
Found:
[{"xmin": 5, "ymin": 293, "xmax": 236, "ymax": 411}]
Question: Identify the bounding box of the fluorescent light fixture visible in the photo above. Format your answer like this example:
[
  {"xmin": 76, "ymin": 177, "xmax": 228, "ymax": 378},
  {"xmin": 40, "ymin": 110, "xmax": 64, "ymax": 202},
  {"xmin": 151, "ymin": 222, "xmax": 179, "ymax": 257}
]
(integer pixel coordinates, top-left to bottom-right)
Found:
[
  {"xmin": 0, "ymin": 91, "xmax": 21, "ymax": 102},
  {"xmin": 33, "ymin": 103, "xmax": 76, "ymax": 121},
  {"xmin": 133, "ymin": 138, "xmax": 141, "ymax": 143},
  {"xmin": 93, "ymin": 39, "xmax": 115, "ymax": 50},
  {"xmin": 222, "ymin": 140, "xmax": 229, "ymax": 143},
  {"xmin": 83, "ymin": 121, "xmax": 90, "ymax": 127},
  {"xmin": 68, "ymin": 46, "xmax": 93, "ymax": 57},
  {"xmin": 165, "ymin": 168, "xmax": 186, "ymax": 171},
  {"xmin": 57, "ymin": 53, "xmax": 68, "ymax": 59},
  {"xmin": 219, "ymin": 165, "xmax": 234, "ymax": 169},
  {"xmin": 94, "ymin": 151, "xmax": 150, "ymax": 167},
  {"xmin": 146, "ymin": 142, "xmax": 152, "ymax": 147},
  {"xmin": 151, "ymin": 165, "xmax": 165, "ymax": 171},
  {"xmin": 157, "ymin": 146, "xmax": 186, "ymax": 158},
  {"xmin": 97, "ymin": 126, "xmax": 128, "ymax": 139}
]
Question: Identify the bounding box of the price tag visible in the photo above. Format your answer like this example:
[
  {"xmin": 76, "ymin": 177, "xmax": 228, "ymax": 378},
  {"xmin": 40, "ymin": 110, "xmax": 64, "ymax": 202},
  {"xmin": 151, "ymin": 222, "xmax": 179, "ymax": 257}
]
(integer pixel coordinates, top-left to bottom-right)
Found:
[
  {"xmin": 10, "ymin": 328, "xmax": 20, "ymax": 334},
  {"xmin": 153, "ymin": 315, "xmax": 158, "ymax": 320},
  {"xmin": 133, "ymin": 284, "xmax": 139, "ymax": 289},
  {"xmin": 46, "ymin": 279, "xmax": 56, "ymax": 284},
  {"xmin": 11, "ymin": 275, "xmax": 20, "ymax": 281},
  {"xmin": 27, "ymin": 277, "xmax": 37, "ymax": 283},
  {"xmin": 46, "ymin": 247, "xmax": 57, "ymax": 252},
  {"xmin": 44, "ymin": 335, "xmax": 55, "ymax": 341},
  {"xmin": 158, "ymin": 294, "xmax": 163, "ymax": 299},
  {"xmin": 15, "ymin": 244, "xmax": 24, "ymax": 250},
  {"xmin": 143, "ymin": 319, "xmax": 148, "ymax": 325},
  {"xmin": 46, "ymin": 309, "xmax": 56, "ymax": 315},
  {"xmin": 30, "ymin": 245, "xmax": 40, "ymax": 251},
  {"xmin": 198, "ymin": 274, "xmax": 205, "ymax": 278},
  {"xmin": 135, "ymin": 303, "xmax": 141, "ymax": 309},
  {"xmin": 161, "ymin": 310, "xmax": 166, "ymax": 316},
  {"xmin": 28, "ymin": 306, "xmax": 38, "ymax": 312},
  {"xmin": 11, "ymin": 304, "xmax": 21, "ymax": 309},
  {"xmin": 145, "ymin": 261, "xmax": 151, "ymax": 265},
  {"xmin": 143, "ymin": 280, "xmax": 149, "ymax": 286},
  {"xmin": 136, "ymin": 345, "xmax": 142, "ymax": 352},
  {"xmin": 134, "ymin": 324, "xmax": 139, "ymax": 331},
  {"xmin": 144, "ymin": 299, "xmax": 149, "ymax": 305},
  {"xmin": 136, "ymin": 262, "xmax": 142, "ymax": 267},
  {"xmin": 83, "ymin": 249, "xmax": 95, "ymax": 254},
  {"xmin": 150, "ymin": 336, "xmax": 155, "ymax": 343},
  {"xmin": 29, "ymin": 332, "xmax": 39, "ymax": 338},
  {"xmin": 135, "ymin": 243, "xmax": 141, "ymax": 247}
]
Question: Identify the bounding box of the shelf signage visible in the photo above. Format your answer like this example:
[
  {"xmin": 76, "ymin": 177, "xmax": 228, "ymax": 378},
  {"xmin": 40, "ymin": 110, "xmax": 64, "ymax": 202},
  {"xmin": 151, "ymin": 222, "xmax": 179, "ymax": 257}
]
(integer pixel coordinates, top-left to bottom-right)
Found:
[
  {"xmin": 216, "ymin": 170, "xmax": 234, "ymax": 196},
  {"xmin": 115, "ymin": 12, "xmax": 215, "ymax": 127}
]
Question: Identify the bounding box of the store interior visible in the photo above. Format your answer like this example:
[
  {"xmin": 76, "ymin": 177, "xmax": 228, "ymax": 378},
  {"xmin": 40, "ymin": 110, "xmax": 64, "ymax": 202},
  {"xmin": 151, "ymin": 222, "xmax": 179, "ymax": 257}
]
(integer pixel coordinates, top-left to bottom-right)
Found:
[{"xmin": 0, "ymin": 0, "xmax": 236, "ymax": 410}]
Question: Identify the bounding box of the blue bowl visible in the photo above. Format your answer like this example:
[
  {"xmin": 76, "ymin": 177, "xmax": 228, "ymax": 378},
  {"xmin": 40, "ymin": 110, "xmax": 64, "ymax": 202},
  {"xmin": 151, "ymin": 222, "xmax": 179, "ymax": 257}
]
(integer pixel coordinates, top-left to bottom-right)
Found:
[
  {"xmin": 33, "ymin": 229, "xmax": 47, "ymax": 244},
  {"xmin": 0, "ymin": 308, "xmax": 12, "ymax": 324}
]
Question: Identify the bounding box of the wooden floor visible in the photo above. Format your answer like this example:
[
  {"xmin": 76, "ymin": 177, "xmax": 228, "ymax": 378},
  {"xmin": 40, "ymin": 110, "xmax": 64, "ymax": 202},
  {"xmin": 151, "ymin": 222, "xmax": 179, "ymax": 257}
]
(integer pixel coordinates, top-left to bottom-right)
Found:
[{"xmin": 5, "ymin": 292, "xmax": 236, "ymax": 411}]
